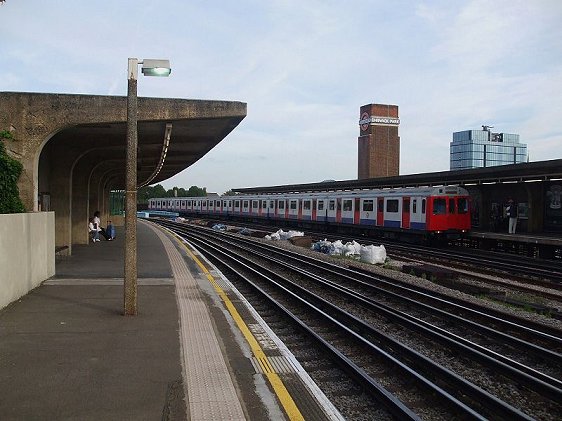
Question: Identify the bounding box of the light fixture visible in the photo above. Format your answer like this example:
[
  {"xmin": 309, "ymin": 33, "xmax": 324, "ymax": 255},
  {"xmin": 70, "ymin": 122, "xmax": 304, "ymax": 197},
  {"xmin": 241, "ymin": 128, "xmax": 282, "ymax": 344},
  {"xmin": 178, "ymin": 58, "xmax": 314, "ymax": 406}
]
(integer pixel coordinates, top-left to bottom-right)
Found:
[{"xmin": 141, "ymin": 59, "xmax": 172, "ymax": 77}]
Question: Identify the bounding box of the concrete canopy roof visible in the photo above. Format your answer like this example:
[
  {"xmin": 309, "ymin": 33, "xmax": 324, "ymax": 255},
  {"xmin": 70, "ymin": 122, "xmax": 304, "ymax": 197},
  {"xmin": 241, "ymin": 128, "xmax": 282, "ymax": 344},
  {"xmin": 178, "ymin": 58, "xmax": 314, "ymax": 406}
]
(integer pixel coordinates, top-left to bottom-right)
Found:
[
  {"xmin": 43, "ymin": 96, "xmax": 247, "ymax": 189},
  {"xmin": 0, "ymin": 92, "xmax": 247, "ymax": 209},
  {"xmin": 54, "ymin": 110, "xmax": 246, "ymax": 189}
]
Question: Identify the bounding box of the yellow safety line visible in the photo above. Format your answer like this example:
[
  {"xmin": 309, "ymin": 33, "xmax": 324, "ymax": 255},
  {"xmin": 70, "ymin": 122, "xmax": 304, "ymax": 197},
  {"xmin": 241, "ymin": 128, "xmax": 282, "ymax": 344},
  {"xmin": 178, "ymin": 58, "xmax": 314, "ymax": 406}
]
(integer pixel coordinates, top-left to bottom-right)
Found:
[{"xmin": 179, "ymin": 238, "xmax": 304, "ymax": 421}]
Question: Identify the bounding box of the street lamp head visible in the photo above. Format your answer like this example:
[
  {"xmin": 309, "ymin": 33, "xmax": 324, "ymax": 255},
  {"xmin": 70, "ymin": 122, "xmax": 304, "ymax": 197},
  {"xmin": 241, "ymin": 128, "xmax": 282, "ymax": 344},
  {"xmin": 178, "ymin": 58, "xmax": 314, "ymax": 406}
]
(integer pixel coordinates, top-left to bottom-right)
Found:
[{"xmin": 141, "ymin": 59, "xmax": 171, "ymax": 77}]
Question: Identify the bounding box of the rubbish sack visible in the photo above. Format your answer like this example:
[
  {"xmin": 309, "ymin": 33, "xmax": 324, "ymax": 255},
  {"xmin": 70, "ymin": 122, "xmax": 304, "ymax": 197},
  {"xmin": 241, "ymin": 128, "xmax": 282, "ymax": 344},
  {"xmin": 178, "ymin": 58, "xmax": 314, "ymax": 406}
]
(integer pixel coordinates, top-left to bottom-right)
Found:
[
  {"xmin": 343, "ymin": 240, "xmax": 361, "ymax": 257},
  {"xmin": 267, "ymin": 229, "xmax": 304, "ymax": 241},
  {"xmin": 212, "ymin": 224, "xmax": 226, "ymax": 231},
  {"xmin": 311, "ymin": 239, "xmax": 332, "ymax": 254},
  {"xmin": 360, "ymin": 244, "xmax": 387, "ymax": 264}
]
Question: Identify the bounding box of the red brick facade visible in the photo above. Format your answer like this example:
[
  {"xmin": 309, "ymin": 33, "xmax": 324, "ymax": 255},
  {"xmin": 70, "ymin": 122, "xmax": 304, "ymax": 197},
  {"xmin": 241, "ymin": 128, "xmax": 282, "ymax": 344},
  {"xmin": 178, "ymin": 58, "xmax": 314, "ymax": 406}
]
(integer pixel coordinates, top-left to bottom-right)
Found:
[{"xmin": 358, "ymin": 103, "xmax": 400, "ymax": 179}]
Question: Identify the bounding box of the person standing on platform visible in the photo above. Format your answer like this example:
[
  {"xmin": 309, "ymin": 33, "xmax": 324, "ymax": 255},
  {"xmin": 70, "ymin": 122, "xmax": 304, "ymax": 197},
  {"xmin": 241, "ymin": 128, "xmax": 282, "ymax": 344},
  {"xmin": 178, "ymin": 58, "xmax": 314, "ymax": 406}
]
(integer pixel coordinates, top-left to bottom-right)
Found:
[
  {"xmin": 507, "ymin": 199, "xmax": 518, "ymax": 234},
  {"xmin": 106, "ymin": 220, "xmax": 116, "ymax": 240}
]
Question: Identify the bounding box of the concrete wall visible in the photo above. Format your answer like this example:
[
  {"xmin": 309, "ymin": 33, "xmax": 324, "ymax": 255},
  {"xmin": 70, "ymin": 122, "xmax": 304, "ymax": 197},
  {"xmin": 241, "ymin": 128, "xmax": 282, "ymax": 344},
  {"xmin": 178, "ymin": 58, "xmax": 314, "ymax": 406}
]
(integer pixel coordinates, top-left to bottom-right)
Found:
[{"xmin": 0, "ymin": 212, "xmax": 55, "ymax": 310}]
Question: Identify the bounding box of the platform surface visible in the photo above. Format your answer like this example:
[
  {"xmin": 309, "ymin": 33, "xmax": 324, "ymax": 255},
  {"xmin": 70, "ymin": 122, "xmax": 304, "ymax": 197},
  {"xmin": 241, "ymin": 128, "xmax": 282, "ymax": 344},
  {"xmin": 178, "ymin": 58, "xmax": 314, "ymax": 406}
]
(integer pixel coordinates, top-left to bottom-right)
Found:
[{"xmin": 0, "ymin": 220, "xmax": 341, "ymax": 421}]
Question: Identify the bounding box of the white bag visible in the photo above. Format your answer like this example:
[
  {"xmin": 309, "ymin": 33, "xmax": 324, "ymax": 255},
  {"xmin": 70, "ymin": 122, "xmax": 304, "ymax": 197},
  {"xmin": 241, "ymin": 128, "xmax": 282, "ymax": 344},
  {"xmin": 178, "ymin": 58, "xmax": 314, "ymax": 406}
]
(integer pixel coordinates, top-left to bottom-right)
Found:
[{"xmin": 360, "ymin": 244, "xmax": 387, "ymax": 264}]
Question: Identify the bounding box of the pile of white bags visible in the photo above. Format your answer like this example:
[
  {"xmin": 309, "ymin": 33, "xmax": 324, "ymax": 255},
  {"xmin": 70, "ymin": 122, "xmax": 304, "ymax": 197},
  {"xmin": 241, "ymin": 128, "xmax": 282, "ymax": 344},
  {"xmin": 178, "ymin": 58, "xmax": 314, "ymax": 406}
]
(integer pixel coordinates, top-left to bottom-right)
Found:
[
  {"xmin": 311, "ymin": 239, "xmax": 386, "ymax": 264},
  {"xmin": 359, "ymin": 244, "xmax": 387, "ymax": 264},
  {"xmin": 265, "ymin": 229, "xmax": 304, "ymax": 241}
]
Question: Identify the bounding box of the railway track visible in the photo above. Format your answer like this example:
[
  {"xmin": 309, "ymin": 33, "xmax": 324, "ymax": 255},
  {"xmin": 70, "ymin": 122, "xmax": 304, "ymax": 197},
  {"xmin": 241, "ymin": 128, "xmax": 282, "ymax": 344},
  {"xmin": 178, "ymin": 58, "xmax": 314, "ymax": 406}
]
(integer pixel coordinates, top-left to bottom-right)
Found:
[
  {"xmin": 154, "ymin": 219, "xmax": 562, "ymax": 420},
  {"xmin": 189, "ymin": 216, "xmax": 562, "ymax": 307}
]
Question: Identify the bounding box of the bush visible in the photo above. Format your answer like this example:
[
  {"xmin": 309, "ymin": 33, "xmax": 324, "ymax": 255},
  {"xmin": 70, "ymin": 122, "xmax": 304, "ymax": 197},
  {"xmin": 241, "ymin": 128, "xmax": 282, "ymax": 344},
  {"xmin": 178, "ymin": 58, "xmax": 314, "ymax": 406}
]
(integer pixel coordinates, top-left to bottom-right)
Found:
[{"xmin": 0, "ymin": 141, "xmax": 25, "ymax": 213}]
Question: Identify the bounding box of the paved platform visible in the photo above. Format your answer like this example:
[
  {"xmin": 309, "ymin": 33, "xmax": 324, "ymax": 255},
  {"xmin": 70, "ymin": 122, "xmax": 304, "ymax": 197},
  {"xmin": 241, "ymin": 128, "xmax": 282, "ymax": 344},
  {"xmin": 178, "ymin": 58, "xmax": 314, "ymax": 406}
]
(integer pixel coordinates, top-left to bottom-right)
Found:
[{"xmin": 0, "ymin": 219, "xmax": 342, "ymax": 420}]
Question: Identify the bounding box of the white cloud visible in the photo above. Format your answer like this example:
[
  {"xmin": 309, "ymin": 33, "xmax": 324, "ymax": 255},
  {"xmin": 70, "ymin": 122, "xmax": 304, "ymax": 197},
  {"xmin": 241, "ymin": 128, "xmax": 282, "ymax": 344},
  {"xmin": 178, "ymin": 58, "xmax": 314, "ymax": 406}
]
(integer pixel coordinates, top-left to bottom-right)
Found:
[{"xmin": 1, "ymin": 0, "xmax": 561, "ymax": 193}]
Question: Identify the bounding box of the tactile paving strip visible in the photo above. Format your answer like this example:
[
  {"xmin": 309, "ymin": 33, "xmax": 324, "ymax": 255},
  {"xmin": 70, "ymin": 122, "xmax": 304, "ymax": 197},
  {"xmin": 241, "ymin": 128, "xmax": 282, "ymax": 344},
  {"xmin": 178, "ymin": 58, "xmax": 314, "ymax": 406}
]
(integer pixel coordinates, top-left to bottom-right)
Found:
[{"xmin": 145, "ymin": 222, "xmax": 246, "ymax": 420}]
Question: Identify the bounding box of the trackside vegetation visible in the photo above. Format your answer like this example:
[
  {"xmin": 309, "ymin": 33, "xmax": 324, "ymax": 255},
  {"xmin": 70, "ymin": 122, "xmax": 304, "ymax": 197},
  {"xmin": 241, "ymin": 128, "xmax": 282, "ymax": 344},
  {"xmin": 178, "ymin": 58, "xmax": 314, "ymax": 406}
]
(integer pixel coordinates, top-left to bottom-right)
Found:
[{"xmin": 0, "ymin": 131, "xmax": 25, "ymax": 214}]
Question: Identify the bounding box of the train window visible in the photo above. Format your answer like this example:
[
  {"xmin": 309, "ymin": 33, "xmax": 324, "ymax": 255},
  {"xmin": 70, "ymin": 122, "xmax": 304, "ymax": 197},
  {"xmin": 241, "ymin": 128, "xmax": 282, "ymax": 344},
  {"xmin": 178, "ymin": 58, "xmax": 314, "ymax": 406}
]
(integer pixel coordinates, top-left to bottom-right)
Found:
[
  {"xmin": 343, "ymin": 200, "xmax": 352, "ymax": 211},
  {"xmin": 252, "ymin": 200, "xmax": 258, "ymax": 209},
  {"xmin": 329, "ymin": 200, "xmax": 335, "ymax": 211},
  {"xmin": 235, "ymin": 200, "xmax": 240, "ymax": 207},
  {"xmin": 433, "ymin": 199, "xmax": 446, "ymax": 215},
  {"xmin": 243, "ymin": 200, "xmax": 249, "ymax": 208},
  {"xmin": 422, "ymin": 199, "xmax": 426, "ymax": 214},
  {"xmin": 262, "ymin": 200, "xmax": 267, "ymax": 209},
  {"xmin": 303, "ymin": 201, "xmax": 311, "ymax": 210},
  {"xmin": 413, "ymin": 199, "xmax": 417, "ymax": 213},
  {"xmin": 290, "ymin": 200, "xmax": 297, "ymax": 210},
  {"xmin": 378, "ymin": 198, "xmax": 383, "ymax": 212},
  {"xmin": 318, "ymin": 200, "xmax": 324, "ymax": 211},
  {"xmin": 458, "ymin": 198, "xmax": 469, "ymax": 214},
  {"xmin": 362, "ymin": 200, "xmax": 374, "ymax": 212},
  {"xmin": 449, "ymin": 199, "xmax": 455, "ymax": 214},
  {"xmin": 269, "ymin": 200, "xmax": 274, "ymax": 208},
  {"xmin": 278, "ymin": 201, "xmax": 285, "ymax": 209},
  {"xmin": 386, "ymin": 199, "xmax": 399, "ymax": 213}
]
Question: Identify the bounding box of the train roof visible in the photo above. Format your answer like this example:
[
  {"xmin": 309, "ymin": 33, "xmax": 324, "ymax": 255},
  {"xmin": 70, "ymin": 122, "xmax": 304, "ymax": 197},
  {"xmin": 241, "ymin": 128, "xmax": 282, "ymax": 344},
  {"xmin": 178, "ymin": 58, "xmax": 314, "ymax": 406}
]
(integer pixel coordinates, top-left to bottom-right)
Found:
[{"xmin": 148, "ymin": 185, "xmax": 468, "ymax": 202}]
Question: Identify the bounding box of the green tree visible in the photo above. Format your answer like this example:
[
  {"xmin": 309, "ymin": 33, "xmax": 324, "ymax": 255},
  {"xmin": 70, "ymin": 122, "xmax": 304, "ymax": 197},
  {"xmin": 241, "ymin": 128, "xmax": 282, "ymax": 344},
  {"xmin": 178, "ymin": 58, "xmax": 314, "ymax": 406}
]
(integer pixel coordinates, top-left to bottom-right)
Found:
[
  {"xmin": 0, "ymin": 141, "xmax": 25, "ymax": 213},
  {"xmin": 222, "ymin": 189, "xmax": 238, "ymax": 196},
  {"xmin": 187, "ymin": 185, "xmax": 206, "ymax": 197}
]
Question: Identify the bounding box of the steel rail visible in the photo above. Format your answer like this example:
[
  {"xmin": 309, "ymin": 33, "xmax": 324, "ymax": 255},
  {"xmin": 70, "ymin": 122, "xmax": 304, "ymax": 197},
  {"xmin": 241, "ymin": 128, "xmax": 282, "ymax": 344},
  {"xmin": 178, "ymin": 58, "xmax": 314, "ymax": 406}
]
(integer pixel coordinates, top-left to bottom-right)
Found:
[
  {"xmin": 169, "ymin": 220, "xmax": 562, "ymax": 352},
  {"xmin": 176, "ymin": 223, "xmax": 562, "ymax": 396},
  {"xmin": 178, "ymin": 227, "xmax": 534, "ymax": 421}
]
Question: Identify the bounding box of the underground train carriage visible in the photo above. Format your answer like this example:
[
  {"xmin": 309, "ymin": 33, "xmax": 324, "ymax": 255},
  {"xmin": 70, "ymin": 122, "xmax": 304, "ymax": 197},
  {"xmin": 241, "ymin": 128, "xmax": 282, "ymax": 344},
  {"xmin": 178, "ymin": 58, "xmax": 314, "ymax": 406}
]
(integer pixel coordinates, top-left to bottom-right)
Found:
[{"xmin": 148, "ymin": 186, "xmax": 471, "ymax": 241}]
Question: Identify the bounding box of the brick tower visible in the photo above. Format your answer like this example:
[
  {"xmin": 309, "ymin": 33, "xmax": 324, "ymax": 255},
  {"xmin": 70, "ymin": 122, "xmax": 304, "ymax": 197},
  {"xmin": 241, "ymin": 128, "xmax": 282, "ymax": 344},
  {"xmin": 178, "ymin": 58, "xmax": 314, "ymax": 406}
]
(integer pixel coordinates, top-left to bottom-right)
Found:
[{"xmin": 357, "ymin": 103, "xmax": 400, "ymax": 179}]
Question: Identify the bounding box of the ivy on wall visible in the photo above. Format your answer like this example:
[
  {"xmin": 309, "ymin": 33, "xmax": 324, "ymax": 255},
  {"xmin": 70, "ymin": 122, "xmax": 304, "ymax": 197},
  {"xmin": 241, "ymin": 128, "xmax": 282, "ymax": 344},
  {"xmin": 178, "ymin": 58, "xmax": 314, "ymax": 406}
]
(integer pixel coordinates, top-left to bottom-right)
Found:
[{"xmin": 0, "ymin": 134, "xmax": 25, "ymax": 214}]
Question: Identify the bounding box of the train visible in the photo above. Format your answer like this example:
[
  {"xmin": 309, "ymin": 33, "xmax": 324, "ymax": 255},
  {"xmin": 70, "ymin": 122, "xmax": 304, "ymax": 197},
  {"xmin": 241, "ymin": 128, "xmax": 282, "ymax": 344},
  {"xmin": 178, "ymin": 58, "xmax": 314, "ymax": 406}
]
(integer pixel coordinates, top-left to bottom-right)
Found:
[{"xmin": 148, "ymin": 186, "xmax": 471, "ymax": 242}]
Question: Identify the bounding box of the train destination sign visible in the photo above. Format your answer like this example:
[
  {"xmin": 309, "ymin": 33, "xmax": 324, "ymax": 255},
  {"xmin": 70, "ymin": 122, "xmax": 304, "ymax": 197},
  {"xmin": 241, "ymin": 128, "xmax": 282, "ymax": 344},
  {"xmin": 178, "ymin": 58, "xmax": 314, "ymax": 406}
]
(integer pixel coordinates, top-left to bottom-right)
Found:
[{"xmin": 359, "ymin": 114, "xmax": 400, "ymax": 130}]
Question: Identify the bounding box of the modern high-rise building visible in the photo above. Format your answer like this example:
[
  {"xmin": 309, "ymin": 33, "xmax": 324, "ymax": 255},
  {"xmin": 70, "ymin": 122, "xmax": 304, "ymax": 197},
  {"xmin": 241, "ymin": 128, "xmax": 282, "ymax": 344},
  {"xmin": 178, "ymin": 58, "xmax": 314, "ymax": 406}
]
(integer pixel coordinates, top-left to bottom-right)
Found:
[
  {"xmin": 358, "ymin": 103, "xmax": 400, "ymax": 179},
  {"xmin": 450, "ymin": 126, "xmax": 528, "ymax": 170}
]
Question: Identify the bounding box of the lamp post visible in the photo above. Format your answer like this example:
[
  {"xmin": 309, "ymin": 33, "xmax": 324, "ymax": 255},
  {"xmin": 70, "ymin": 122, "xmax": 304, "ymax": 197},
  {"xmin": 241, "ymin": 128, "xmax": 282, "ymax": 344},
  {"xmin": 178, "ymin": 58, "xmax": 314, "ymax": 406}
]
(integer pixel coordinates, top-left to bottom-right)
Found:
[{"xmin": 124, "ymin": 58, "xmax": 171, "ymax": 316}]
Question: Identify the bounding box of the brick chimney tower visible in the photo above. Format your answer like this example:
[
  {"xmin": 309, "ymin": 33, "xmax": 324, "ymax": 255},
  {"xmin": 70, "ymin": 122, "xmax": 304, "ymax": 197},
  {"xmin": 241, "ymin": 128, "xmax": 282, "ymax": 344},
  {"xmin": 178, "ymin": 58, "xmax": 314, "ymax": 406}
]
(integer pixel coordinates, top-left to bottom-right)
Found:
[{"xmin": 357, "ymin": 103, "xmax": 400, "ymax": 179}]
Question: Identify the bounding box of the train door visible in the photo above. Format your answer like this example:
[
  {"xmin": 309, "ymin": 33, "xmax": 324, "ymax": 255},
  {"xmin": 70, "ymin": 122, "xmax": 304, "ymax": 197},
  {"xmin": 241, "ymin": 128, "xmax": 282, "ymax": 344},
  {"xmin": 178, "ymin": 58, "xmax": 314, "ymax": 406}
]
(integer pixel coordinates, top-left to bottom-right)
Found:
[
  {"xmin": 409, "ymin": 197, "xmax": 425, "ymax": 230},
  {"xmin": 316, "ymin": 199, "xmax": 325, "ymax": 222},
  {"xmin": 302, "ymin": 199, "xmax": 312, "ymax": 220},
  {"xmin": 354, "ymin": 198, "xmax": 361, "ymax": 224},
  {"xmin": 277, "ymin": 200, "xmax": 285, "ymax": 219},
  {"xmin": 327, "ymin": 199, "xmax": 336, "ymax": 222},
  {"xmin": 336, "ymin": 198, "xmax": 342, "ymax": 223},
  {"xmin": 341, "ymin": 198, "xmax": 353, "ymax": 223},
  {"xmin": 360, "ymin": 198, "xmax": 375, "ymax": 225},
  {"xmin": 377, "ymin": 198, "xmax": 384, "ymax": 226},
  {"xmin": 289, "ymin": 199, "xmax": 298, "ymax": 219},
  {"xmin": 402, "ymin": 197, "xmax": 411, "ymax": 229},
  {"xmin": 312, "ymin": 199, "xmax": 317, "ymax": 221}
]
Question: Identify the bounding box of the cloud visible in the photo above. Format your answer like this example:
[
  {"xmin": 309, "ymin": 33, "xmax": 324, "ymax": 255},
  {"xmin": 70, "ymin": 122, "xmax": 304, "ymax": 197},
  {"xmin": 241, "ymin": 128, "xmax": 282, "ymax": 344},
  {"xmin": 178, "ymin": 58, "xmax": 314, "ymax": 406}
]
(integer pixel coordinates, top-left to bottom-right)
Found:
[{"xmin": 1, "ymin": 0, "xmax": 561, "ymax": 193}]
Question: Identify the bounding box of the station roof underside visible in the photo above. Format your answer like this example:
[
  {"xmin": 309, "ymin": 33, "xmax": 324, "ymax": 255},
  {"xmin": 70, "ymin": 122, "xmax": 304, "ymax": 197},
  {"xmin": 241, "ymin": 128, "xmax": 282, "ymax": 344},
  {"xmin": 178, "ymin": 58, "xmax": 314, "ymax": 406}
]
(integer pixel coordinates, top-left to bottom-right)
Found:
[
  {"xmin": 55, "ymin": 114, "xmax": 246, "ymax": 188},
  {"xmin": 233, "ymin": 159, "xmax": 562, "ymax": 194}
]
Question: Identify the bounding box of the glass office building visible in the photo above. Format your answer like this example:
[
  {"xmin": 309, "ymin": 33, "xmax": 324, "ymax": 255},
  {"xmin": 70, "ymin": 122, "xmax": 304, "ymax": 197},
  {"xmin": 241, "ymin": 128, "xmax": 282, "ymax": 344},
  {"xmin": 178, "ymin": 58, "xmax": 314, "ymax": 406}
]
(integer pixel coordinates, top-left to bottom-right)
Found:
[{"xmin": 450, "ymin": 128, "xmax": 528, "ymax": 170}]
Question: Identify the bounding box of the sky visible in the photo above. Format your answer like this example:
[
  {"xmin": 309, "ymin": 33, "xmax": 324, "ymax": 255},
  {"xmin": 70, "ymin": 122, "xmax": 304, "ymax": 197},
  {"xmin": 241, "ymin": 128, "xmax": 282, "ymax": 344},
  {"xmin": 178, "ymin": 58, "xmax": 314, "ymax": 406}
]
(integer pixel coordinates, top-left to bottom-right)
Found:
[{"xmin": 1, "ymin": 1, "xmax": 561, "ymax": 195}]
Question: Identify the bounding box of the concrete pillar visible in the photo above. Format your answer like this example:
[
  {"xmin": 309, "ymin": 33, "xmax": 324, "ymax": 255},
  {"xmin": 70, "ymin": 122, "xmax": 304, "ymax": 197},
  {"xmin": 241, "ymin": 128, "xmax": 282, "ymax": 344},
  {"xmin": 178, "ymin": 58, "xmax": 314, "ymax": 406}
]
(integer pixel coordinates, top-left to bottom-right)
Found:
[{"xmin": 525, "ymin": 183, "xmax": 544, "ymax": 233}]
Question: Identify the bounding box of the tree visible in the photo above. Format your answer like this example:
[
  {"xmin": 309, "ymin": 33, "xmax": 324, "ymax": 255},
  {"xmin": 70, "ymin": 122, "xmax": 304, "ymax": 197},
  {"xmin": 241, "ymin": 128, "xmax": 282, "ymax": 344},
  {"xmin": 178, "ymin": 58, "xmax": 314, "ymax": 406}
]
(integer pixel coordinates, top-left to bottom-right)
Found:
[
  {"xmin": 187, "ymin": 185, "xmax": 206, "ymax": 197},
  {"xmin": 0, "ymin": 140, "xmax": 25, "ymax": 213},
  {"xmin": 223, "ymin": 189, "xmax": 238, "ymax": 196}
]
